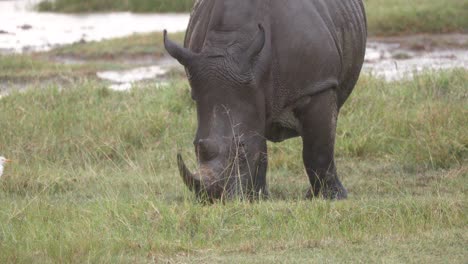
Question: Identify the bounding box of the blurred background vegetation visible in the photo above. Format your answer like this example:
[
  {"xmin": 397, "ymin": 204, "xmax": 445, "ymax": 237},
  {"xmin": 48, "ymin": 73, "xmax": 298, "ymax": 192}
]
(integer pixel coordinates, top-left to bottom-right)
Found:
[
  {"xmin": 37, "ymin": 0, "xmax": 195, "ymax": 13},
  {"xmin": 37, "ymin": 0, "xmax": 468, "ymax": 35}
]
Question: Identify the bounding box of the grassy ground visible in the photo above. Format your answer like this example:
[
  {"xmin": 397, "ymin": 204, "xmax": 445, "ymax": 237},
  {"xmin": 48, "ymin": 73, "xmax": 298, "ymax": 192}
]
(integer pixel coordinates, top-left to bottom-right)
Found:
[
  {"xmin": 0, "ymin": 32, "xmax": 184, "ymax": 86},
  {"xmin": 48, "ymin": 32, "xmax": 185, "ymax": 61},
  {"xmin": 0, "ymin": 67, "xmax": 466, "ymax": 262},
  {"xmin": 365, "ymin": 0, "xmax": 468, "ymax": 35},
  {"xmin": 36, "ymin": 0, "xmax": 468, "ymax": 36},
  {"xmin": 0, "ymin": 54, "xmax": 127, "ymax": 83},
  {"xmin": 37, "ymin": 0, "xmax": 194, "ymax": 13}
]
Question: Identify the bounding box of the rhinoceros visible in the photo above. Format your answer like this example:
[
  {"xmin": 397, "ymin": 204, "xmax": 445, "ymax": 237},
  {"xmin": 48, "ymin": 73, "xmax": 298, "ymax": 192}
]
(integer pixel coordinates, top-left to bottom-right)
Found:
[{"xmin": 164, "ymin": 0, "xmax": 367, "ymax": 201}]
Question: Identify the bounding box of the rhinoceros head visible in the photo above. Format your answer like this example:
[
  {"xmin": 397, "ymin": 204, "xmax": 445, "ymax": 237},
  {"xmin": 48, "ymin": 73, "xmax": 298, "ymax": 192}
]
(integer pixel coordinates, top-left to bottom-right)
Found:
[{"xmin": 164, "ymin": 25, "xmax": 268, "ymax": 201}]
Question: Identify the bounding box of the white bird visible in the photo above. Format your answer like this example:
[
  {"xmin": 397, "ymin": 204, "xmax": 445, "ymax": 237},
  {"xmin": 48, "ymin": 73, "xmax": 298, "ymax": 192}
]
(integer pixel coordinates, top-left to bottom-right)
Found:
[{"xmin": 0, "ymin": 156, "xmax": 12, "ymax": 178}]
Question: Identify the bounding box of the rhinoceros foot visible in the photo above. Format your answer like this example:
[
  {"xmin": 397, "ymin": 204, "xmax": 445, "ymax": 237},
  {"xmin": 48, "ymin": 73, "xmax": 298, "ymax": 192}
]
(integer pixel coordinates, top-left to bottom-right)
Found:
[{"xmin": 305, "ymin": 182, "xmax": 348, "ymax": 200}]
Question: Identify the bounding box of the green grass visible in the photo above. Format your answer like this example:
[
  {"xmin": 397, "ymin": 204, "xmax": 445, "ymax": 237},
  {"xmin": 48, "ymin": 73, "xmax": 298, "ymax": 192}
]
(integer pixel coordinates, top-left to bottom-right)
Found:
[
  {"xmin": 37, "ymin": 0, "xmax": 195, "ymax": 13},
  {"xmin": 365, "ymin": 0, "xmax": 468, "ymax": 35},
  {"xmin": 0, "ymin": 54, "xmax": 130, "ymax": 82},
  {"xmin": 0, "ymin": 31, "xmax": 185, "ymax": 83},
  {"xmin": 36, "ymin": 0, "xmax": 468, "ymax": 35},
  {"xmin": 0, "ymin": 69, "xmax": 466, "ymax": 262},
  {"xmin": 48, "ymin": 31, "xmax": 185, "ymax": 60},
  {"xmin": 338, "ymin": 70, "xmax": 468, "ymax": 169}
]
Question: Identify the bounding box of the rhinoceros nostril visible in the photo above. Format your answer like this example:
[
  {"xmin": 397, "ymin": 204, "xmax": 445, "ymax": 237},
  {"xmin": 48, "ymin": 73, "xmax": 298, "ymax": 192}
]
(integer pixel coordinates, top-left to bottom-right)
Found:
[{"xmin": 197, "ymin": 139, "xmax": 220, "ymax": 161}]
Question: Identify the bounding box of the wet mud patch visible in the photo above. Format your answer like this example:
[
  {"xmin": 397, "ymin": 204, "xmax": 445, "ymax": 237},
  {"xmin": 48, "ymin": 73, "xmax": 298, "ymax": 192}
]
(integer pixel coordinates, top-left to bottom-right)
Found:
[
  {"xmin": 369, "ymin": 34, "xmax": 468, "ymax": 51},
  {"xmin": 94, "ymin": 56, "xmax": 183, "ymax": 91},
  {"xmin": 364, "ymin": 34, "xmax": 468, "ymax": 81}
]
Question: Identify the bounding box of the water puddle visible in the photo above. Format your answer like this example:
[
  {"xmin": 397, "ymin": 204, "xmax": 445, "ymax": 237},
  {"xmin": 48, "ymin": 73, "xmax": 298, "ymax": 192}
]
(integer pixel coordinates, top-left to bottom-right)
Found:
[
  {"xmin": 363, "ymin": 41, "xmax": 468, "ymax": 81},
  {"xmin": 0, "ymin": 0, "xmax": 189, "ymax": 53},
  {"xmin": 97, "ymin": 65, "xmax": 172, "ymax": 91},
  {"xmin": 97, "ymin": 65, "xmax": 167, "ymax": 83},
  {"xmin": 95, "ymin": 57, "xmax": 180, "ymax": 91},
  {"xmin": 106, "ymin": 81, "xmax": 169, "ymax": 92}
]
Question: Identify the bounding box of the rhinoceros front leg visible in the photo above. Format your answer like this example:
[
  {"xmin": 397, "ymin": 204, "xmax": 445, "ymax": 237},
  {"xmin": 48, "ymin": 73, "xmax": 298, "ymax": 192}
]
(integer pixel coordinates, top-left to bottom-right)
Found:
[{"xmin": 294, "ymin": 89, "xmax": 348, "ymax": 200}]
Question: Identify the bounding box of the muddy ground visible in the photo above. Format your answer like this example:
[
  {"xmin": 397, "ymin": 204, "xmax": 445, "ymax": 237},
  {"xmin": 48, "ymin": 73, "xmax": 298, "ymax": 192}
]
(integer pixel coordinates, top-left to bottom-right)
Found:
[{"xmin": 2, "ymin": 33, "xmax": 467, "ymax": 95}]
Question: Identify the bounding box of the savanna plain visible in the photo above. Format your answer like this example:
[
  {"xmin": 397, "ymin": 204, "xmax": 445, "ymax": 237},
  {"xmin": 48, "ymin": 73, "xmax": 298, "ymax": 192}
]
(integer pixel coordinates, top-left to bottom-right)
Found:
[{"xmin": 0, "ymin": 0, "xmax": 467, "ymax": 263}]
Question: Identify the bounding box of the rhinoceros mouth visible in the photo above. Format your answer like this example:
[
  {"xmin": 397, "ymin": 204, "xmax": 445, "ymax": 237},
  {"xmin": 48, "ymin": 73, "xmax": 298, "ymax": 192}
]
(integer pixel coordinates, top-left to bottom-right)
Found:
[{"xmin": 177, "ymin": 144, "xmax": 263, "ymax": 200}]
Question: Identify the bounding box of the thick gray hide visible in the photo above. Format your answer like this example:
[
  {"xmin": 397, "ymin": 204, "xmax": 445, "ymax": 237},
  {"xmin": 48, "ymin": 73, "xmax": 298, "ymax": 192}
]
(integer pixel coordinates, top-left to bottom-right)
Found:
[
  {"xmin": 168, "ymin": 0, "xmax": 367, "ymax": 200},
  {"xmin": 185, "ymin": 0, "xmax": 367, "ymax": 142}
]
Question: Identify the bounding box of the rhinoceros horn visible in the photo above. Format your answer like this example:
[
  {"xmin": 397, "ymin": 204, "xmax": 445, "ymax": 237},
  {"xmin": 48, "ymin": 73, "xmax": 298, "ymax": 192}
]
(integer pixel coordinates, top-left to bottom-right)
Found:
[
  {"xmin": 177, "ymin": 153, "xmax": 201, "ymax": 192},
  {"xmin": 164, "ymin": 30, "xmax": 197, "ymax": 67}
]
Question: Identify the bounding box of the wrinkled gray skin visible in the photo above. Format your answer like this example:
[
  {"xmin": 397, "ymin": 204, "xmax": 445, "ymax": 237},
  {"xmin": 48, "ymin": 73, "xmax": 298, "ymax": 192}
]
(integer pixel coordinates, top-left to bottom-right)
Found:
[{"xmin": 164, "ymin": 0, "xmax": 367, "ymax": 201}]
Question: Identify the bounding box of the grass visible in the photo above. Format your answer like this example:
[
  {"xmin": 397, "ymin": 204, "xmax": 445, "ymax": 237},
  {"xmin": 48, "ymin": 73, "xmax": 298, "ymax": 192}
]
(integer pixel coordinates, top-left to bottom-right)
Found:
[
  {"xmin": 37, "ymin": 0, "xmax": 195, "ymax": 13},
  {"xmin": 0, "ymin": 54, "xmax": 128, "ymax": 82},
  {"xmin": 36, "ymin": 0, "xmax": 468, "ymax": 35},
  {"xmin": 0, "ymin": 68, "xmax": 467, "ymax": 262},
  {"xmin": 0, "ymin": 31, "xmax": 185, "ymax": 83},
  {"xmin": 338, "ymin": 70, "xmax": 467, "ymax": 168},
  {"xmin": 365, "ymin": 0, "xmax": 468, "ymax": 35},
  {"xmin": 48, "ymin": 32, "xmax": 185, "ymax": 61}
]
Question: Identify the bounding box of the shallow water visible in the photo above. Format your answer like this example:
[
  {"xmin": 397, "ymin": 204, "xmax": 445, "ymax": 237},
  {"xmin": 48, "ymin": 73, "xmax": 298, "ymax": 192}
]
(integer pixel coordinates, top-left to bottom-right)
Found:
[
  {"xmin": 364, "ymin": 42, "xmax": 468, "ymax": 81},
  {"xmin": 0, "ymin": 0, "xmax": 189, "ymax": 53},
  {"xmin": 97, "ymin": 65, "xmax": 171, "ymax": 91},
  {"xmin": 95, "ymin": 57, "xmax": 179, "ymax": 91}
]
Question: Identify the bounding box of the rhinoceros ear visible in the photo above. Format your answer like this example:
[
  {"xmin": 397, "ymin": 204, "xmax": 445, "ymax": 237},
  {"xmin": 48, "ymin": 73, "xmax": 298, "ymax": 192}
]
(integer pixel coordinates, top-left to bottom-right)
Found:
[
  {"xmin": 240, "ymin": 24, "xmax": 265, "ymax": 72},
  {"xmin": 164, "ymin": 30, "xmax": 197, "ymax": 67}
]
